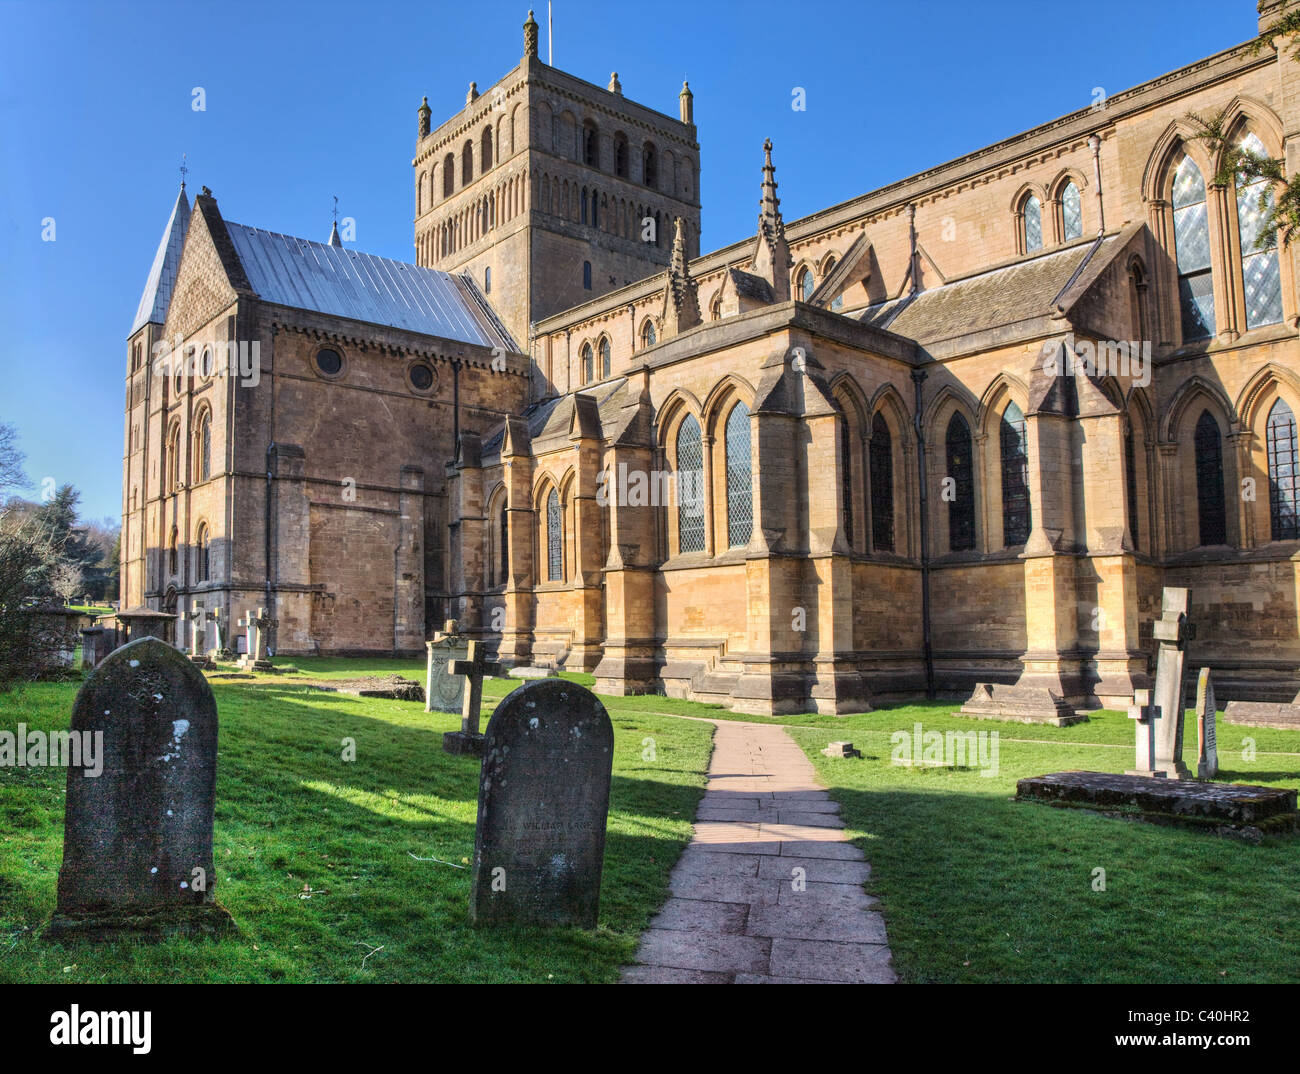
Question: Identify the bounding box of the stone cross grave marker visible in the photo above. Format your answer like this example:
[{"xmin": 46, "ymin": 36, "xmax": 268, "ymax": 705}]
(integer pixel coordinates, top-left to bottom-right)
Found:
[
  {"xmin": 47, "ymin": 637, "xmax": 233, "ymax": 940},
  {"xmin": 426, "ymin": 619, "xmax": 469, "ymax": 715},
  {"xmin": 469, "ymin": 679, "xmax": 615, "ymax": 928},
  {"xmin": 237, "ymin": 607, "xmax": 274, "ymax": 671},
  {"xmin": 187, "ymin": 607, "xmax": 204, "ymax": 657},
  {"xmin": 1196, "ymin": 666, "xmax": 1218, "ymax": 780},
  {"xmin": 1126, "ymin": 689, "xmax": 1156, "ymax": 775},
  {"xmin": 206, "ymin": 607, "xmax": 225, "ymax": 659},
  {"xmin": 443, "ymin": 639, "xmax": 501, "ymax": 756},
  {"xmin": 1149, "ymin": 587, "xmax": 1193, "ymax": 779}
]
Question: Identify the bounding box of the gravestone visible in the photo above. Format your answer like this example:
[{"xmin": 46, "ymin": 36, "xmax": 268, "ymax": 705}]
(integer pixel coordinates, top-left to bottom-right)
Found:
[
  {"xmin": 469, "ymin": 679, "xmax": 615, "ymax": 928},
  {"xmin": 1126, "ymin": 689, "xmax": 1157, "ymax": 776},
  {"xmin": 79, "ymin": 627, "xmax": 108, "ymax": 671},
  {"xmin": 206, "ymin": 607, "xmax": 230, "ymax": 660},
  {"xmin": 187, "ymin": 607, "xmax": 214, "ymax": 670},
  {"xmin": 443, "ymin": 640, "xmax": 502, "ymax": 756},
  {"xmin": 1149, "ymin": 587, "xmax": 1193, "ymax": 779},
  {"xmin": 426, "ymin": 619, "xmax": 469, "ymax": 714},
  {"xmin": 236, "ymin": 607, "xmax": 274, "ymax": 671},
  {"xmin": 46, "ymin": 637, "xmax": 233, "ymax": 940},
  {"xmin": 1196, "ymin": 667, "xmax": 1218, "ymax": 779}
]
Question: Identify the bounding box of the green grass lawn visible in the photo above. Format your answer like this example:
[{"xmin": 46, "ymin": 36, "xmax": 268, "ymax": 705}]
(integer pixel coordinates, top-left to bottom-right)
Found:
[{"xmin": 0, "ymin": 663, "xmax": 712, "ymax": 983}]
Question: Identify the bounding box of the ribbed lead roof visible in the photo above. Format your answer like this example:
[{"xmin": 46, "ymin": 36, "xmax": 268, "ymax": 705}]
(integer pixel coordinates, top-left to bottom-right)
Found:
[{"xmin": 130, "ymin": 186, "xmax": 190, "ymax": 335}]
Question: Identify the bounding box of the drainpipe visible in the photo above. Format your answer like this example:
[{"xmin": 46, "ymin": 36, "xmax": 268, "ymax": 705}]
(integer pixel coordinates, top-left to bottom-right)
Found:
[
  {"xmin": 452, "ymin": 354, "xmax": 463, "ymax": 452},
  {"xmin": 912, "ymin": 368, "xmax": 934, "ymax": 698},
  {"xmin": 264, "ymin": 442, "xmax": 276, "ymax": 606},
  {"xmin": 1088, "ymin": 134, "xmax": 1106, "ymax": 236}
]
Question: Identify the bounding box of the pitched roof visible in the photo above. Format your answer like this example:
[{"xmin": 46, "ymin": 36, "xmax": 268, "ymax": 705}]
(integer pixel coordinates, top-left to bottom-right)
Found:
[
  {"xmin": 856, "ymin": 236, "xmax": 1117, "ymax": 352},
  {"xmin": 130, "ymin": 185, "xmax": 190, "ymax": 335},
  {"xmin": 222, "ymin": 222, "xmax": 520, "ymax": 352}
]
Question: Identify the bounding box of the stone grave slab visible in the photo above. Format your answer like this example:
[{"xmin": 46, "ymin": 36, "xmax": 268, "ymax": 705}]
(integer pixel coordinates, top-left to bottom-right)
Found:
[
  {"xmin": 958, "ymin": 683, "xmax": 1085, "ymax": 726},
  {"xmin": 46, "ymin": 637, "xmax": 234, "ymax": 940},
  {"xmin": 469, "ymin": 679, "xmax": 614, "ymax": 928}
]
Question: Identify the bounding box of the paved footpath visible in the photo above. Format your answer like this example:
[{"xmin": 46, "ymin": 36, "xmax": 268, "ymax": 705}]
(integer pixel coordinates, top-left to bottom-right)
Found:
[{"xmin": 622, "ymin": 719, "xmax": 896, "ymax": 984}]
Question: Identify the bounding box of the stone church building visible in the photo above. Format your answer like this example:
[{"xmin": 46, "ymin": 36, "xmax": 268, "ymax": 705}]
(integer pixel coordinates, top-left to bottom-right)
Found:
[{"xmin": 122, "ymin": 4, "xmax": 1300, "ymax": 713}]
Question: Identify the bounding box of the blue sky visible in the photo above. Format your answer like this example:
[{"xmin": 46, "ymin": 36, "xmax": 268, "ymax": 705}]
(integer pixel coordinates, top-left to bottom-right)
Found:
[{"xmin": 0, "ymin": 0, "xmax": 1258, "ymax": 523}]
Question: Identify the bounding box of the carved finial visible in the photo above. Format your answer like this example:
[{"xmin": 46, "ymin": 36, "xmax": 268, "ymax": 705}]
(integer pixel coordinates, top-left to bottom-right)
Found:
[
  {"xmin": 608, "ymin": 71, "xmax": 622, "ymax": 95},
  {"xmin": 679, "ymin": 80, "xmax": 694, "ymax": 124},
  {"xmin": 418, "ymin": 94, "xmax": 431, "ymax": 139},
  {"xmin": 524, "ymin": 9, "xmax": 539, "ymax": 58},
  {"xmin": 467, "ymin": 81, "xmax": 479, "ymax": 106}
]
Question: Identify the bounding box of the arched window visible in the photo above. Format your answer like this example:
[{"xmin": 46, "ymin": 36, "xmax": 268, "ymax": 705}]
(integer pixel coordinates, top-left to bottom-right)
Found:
[
  {"xmin": 599, "ymin": 337, "xmax": 611, "ymax": 379},
  {"xmin": 1173, "ymin": 154, "xmax": 1215, "ymax": 339},
  {"xmin": 710, "ymin": 293, "xmax": 722, "ymax": 321},
  {"xmin": 823, "ymin": 257, "xmax": 843, "ymax": 311},
  {"xmin": 583, "ymin": 122, "xmax": 599, "ymax": 168},
  {"xmin": 870, "ymin": 413, "xmax": 894, "ymax": 553},
  {"xmin": 1267, "ymin": 399, "xmax": 1299, "ymax": 540},
  {"xmin": 1062, "ymin": 181, "xmax": 1083, "ymax": 241},
  {"xmin": 640, "ymin": 320, "xmax": 656, "ymax": 347},
  {"xmin": 1194, "ymin": 410, "xmax": 1227, "ymax": 545},
  {"xmin": 1023, "ymin": 195, "xmax": 1043, "ymax": 253},
  {"xmin": 946, "ymin": 413, "xmax": 976, "ymax": 552},
  {"xmin": 194, "ymin": 410, "xmax": 211, "ymax": 483},
  {"xmin": 840, "ymin": 415, "xmax": 854, "ymax": 547},
  {"xmin": 461, "ymin": 142, "xmax": 473, "ymax": 186},
  {"xmin": 725, "ymin": 402, "xmax": 753, "ymax": 547},
  {"xmin": 196, "ymin": 523, "xmax": 210, "ymax": 582},
  {"xmin": 676, "ymin": 415, "xmax": 705, "ymax": 553},
  {"xmin": 484, "ymin": 266, "xmax": 491, "ymax": 294},
  {"xmin": 492, "ymin": 496, "xmax": 509, "ymax": 586},
  {"xmin": 1236, "ymin": 132, "xmax": 1283, "ymax": 329},
  {"xmin": 614, "ymin": 133, "xmax": 629, "ymax": 178},
  {"xmin": 580, "ymin": 343, "xmax": 593, "ymax": 383},
  {"xmin": 643, "ymin": 143, "xmax": 658, "ymax": 188},
  {"xmin": 581, "ymin": 186, "xmax": 588, "ymax": 225},
  {"xmin": 583, "ymin": 261, "xmax": 592, "ymax": 290},
  {"xmin": 1125, "ymin": 422, "xmax": 1141, "ymax": 548},
  {"xmin": 481, "ymin": 126, "xmax": 493, "ymax": 171},
  {"xmin": 546, "ymin": 489, "xmax": 563, "ymax": 581},
  {"xmin": 166, "ymin": 423, "xmax": 181, "ymax": 493},
  {"xmin": 1000, "ymin": 402, "xmax": 1030, "ymax": 546},
  {"xmin": 798, "ymin": 267, "xmax": 815, "ymax": 302},
  {"xmin": 169, "ymin": 526, "xmax": 179, "ymax": 576},
  {"xmin": 443, "ymin": 153, "xmax": 454, "ymax": 197}
]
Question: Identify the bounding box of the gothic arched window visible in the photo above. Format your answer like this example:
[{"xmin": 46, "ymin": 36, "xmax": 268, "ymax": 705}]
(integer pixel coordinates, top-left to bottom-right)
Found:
[
  {"xmin": 1267, "ymin": 399, "xmax": 1299, "ymax": 540},
  {"xmin": 1194, "ymin": 410, "xmax": 1227, "ymax": 545},
  {"xmin": 599, "ymin": 337, "xmax": 611, "ymax": 379},
  {"xmin": 1125, "ymin": 422, "xmax": 1141, "ymax": 548},
  {"xmin": 725, "ymin": 402, "xmax": 753, "ymax": 548},
  {"xmin": 640, "ymin": 320, "xmax": 656, "ymax": 348},
  {"xmin": 196, "ymin": 523, "xmax": 210, "ymax": 582},
  {"xmin": 1236, "ymin": 132, "xmax": 1283, "ymax": 329},
  {"xmin": 1000, "ymin": 401, "xmax": 1030, "ymax": 546},
  {"xmin": 195, "ymin": 410, "xmax": 211, "ymax": 483},
  {"xmin": 946, "ymin": 413, "xmax": 976, "ymax": 552},
  {"xmin": 546, "ymin": 489, "xmax": 563, "ymax": 582},
  {"xmin": 1062, "ymin": 182, "xmax": 1083, "ymax": 241},
  {"xmin": 580, "ymin": 343, "xmax": 593, "ymax": 383},
  {"xmin": 870, "ymin": 413, "xmax": 894, "ymax": 553},
  {"xmin": 169, "ymin": 526, "xmax": 179, "ymax": 576},
  {"xmin": 799, "ymin": 267, "xmax": 815, "ymax": 302},
  {"xmin": 1023, "ymin": 195, "xmax": 1043, "ymax": 253},
  {"xmin": 840, "ymin": 415, "xmax": 854, "ymax": 547},
  {"xmin": 1173, "ymin": 155, "xmax": 1215, "ymax": 339},
  {"xmin": 166, "ymin": 423, "xmax": 181, "ymax": 494},
  {"xmin": 676, "ymin": 415, "xmax": 705, "ymax": 553}
]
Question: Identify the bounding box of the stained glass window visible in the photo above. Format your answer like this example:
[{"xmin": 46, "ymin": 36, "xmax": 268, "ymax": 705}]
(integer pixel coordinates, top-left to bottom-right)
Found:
[
  {"xmin": 676, "ymin": 415, "xmax": 705, "ymax": 553},
  {"xmin": 599, "ymin": 337, "xmax": 611, "ymax": 379},
  {"xmin": 870, "ymin": 413, "xmax": 894, "ymax": 553},
  {"xmin": 725, "ymin": 402, "xmax": 753, "ymax": 547},
  {"xmin": 642, "ymin": 321, "xmax": 656, "ymax": 347},
  {"xmin": 1268, "ymin": 399, "xmax": 1299, "ymax": 540},
  {"xmin": 1125, "ymin": 423, "xmax": 1140, "ymax": 548},
  {"xmin": 1062, "ymin": 182, "xmax": 1082, "ymax": 241},
  {"xmin": 1173, "ymin": 155, "xmax": 1215, "ymax": 340},
  {"xmin": 800, "ymin": 269, "xmax": 815, "ymax": 301},
  {"xmin": 840, "ymin": 416, "xmax": 854, "ymax": 547},
  {"xmin": 1023, "ymin": 196, "xmax": 1042, "ymax": 253},
  {"xmin": 946, "ymin": 413, "xmax": 976, "ymax": 552},
  {"xmin": 546, "ymin": 489, "xmax": 563, "ymax": 581},
  {"xmin": 196, "ymin": 524, "xmax": 210, "ymax": 582},
  {"xmin": 1000, "ymin": 402, "xmax": 1030, "ymax": 546},
  {"xmin": 1237, "ymin": 132, "xmax": 1283, "ymax": 329},
  {"xmin": 581, "ymin": 344, "xmax": 593, "ymax": 384},
  {"xmin": 1194, "ymin": 410, "xmax": 1227, "ymax": 545}
]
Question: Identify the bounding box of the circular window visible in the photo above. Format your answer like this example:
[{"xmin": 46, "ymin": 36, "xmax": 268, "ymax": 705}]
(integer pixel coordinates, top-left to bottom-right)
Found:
[
  {"xmin": 315, "ymin": 348, "xmax": 343, "ymax": 376},
  {"xmin": 200, "ymin": 346, "xmax": 213, "ymax": 380},
  {"xmin": 409, "ymin": 363, "xmax": 435, "ymax": 391}
]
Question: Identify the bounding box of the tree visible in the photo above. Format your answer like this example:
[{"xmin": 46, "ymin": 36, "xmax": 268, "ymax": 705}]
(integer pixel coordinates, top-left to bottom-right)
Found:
[
  {"xmin": 0, "ymin": 506, "xmax": 65, "ymax": 689},
  {"xmin": 0, "ymin": 422, "xmax": 29, "ymax": 496}
]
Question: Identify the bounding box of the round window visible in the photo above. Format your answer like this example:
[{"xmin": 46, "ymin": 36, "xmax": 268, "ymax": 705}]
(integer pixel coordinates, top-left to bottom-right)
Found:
[
  {"xmin": 315, "ymin": 348, "xmax": 343, "ymax": 376},
  {"xmin": 409, "ymin": 363, "xmax": 434, "ymax": 391}
]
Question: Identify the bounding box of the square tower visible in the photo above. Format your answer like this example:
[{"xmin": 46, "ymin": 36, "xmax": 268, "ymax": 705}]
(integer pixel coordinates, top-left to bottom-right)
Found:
[{"xmin": 411, "ymin": 10, "xmax": 701, "ymax": 348}]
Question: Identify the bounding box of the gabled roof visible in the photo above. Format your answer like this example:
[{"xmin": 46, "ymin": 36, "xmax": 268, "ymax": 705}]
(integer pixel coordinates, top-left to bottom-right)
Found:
[
  {"xmin": 222, "ymin": 222, "xmax": 520, "ymax": 352},
  {"xmin": 130, "ymin": 185, "xmax": 190, "ymax": 335}
]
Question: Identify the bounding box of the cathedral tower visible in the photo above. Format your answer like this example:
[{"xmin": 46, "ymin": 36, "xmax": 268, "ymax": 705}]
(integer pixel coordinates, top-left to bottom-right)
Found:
[{"xmin": 410, "ymin": 9, "xmax": 701, "ymax": 347}]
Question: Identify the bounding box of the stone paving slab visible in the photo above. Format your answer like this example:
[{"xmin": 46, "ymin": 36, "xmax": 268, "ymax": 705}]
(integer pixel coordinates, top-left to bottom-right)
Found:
[{"xmin": 623, "ymin": 720, "xmax": 893, "ymax": 985}]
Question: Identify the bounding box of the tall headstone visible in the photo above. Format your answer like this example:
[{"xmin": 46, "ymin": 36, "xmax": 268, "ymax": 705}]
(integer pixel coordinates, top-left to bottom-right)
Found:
[
  {"xmin": 426, "ymin": 619, "xmax": 469, "ymax": 714},
  {"xmin": 1126, "ymin": 689, "xmax": 1157, "ymax": 776},
  {"xmin": 1149, "ymin": 587, "xmax": 1193, "ymax": 779},
  {"xmin": 470, "ymin": 680, "xmax": 615, "ymax": 928},
  {"xmin": 47, "ymin": 638, "xmax": 233, "ymax": 940},
  {"xmin": 443, "ymin": 639, "xmax": 502, "ymax": 756},
  {"xmin": 187, "ymin": 607, "xmax": 214, "ymax": 670},
  {"xmin": 1196, "ymin": 667, "xmax": 1218, "ymax": 779},
  {"xmin": 236, "ymin": 607, "xmax": 274, "ymax": 671}
]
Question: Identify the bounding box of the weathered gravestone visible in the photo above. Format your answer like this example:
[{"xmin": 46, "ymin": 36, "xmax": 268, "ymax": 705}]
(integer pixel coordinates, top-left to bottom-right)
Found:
[
  {"xmin": 46, "ymin": 637, "xmax": 233, "ymax": 940},
  {"xmin": 187, "ymin": 607, "xmax": 214, "ymax": 670},
  {"xmin": 443, "ymin": 640, "xmax": 501, "ymax": 756},
  {"xmin": 426, "ymin": 619, "xmax": 469, "ymax": 714},
  {"xmin": 469, "ymin": 679, "xmax": 614, "ymax": 928},
  {"xmin": 1149, "ymin": 587, "xmax": 1193, "ymax": 779},
  {"xmin": 1196, "ymin": 667, "xmax": 1218, "ymax": 779},
  {"xmin": 236, "ymin": 607, "xmax": 274, "ymax": 671}
]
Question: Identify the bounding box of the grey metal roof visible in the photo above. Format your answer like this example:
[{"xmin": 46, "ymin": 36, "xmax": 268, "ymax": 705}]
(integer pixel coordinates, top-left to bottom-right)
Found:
[
  {"xmin": 130, "ymin": 185, "xmax": 190, "ymax": 335},
  {"xmin": 224, "ymin": 222, "xmax": 519, "ymax": 352}
]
